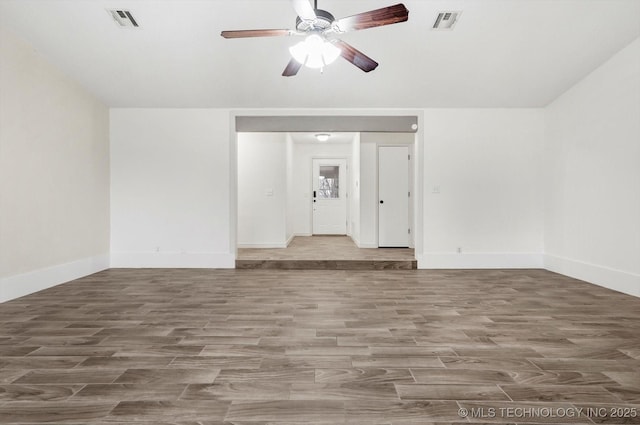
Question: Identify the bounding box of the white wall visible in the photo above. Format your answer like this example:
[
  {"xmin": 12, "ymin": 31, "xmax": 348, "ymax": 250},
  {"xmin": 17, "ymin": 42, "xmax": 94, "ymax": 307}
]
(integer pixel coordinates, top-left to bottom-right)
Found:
[
  {"xmin": 350, "ymin": 133, "xmax": 361, "ymax": 245},
  {"xmin": 291, "ymin": 141, "xmax": 352, "ymax": 236},
  {"xmin": 109, "ymin": 108, "xmax": 233, "ymax": 268},
  {"xmin": 544, "ymin": 37, "xmax": 640, "ymax": 297},
  {"xmin": 109, "ymin": 109, "xmax": 544, "ymax": 269},
  {"xmin": 359, "ymin": 141, "xmax": 377, "ymax": 248},
  {"xmin": 237, "ymin": 132, "xmax": 287, "ymax": 247},
  {"xmin": 0, "ymin": 28, "xmax": 110, "ymax": 302},
  {"xmin": 421, "ymin": 109, "xmax": 545, "ymax": 268}
]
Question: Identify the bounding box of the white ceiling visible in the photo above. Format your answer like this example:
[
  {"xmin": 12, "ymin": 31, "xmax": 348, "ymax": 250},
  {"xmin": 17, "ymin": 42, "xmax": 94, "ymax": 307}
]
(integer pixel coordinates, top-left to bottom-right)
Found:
[{"xmin": 1, "ymin": 0, "xmax": 638, "ymax": 108}]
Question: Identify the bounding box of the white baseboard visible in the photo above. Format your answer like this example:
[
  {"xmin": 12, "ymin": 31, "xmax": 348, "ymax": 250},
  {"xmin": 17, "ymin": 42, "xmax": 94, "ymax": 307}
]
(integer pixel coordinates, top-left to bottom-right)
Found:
[
  {"xmin": 417, "ymin": 252, "xmax": 543, "ymax": 269},
  {"xmin": 110, "ymin": 251, "xmax": 235, "ymax": 268},
  {"xmin": 545, "ymin": 254, "xmax": 640, "ymax": 298},
  {"xmin": 285, "ymin": 233, "xmax": 295, "ymax": 247},
  {"xmin": 0, "ymin": 254, "xmax": 110, "ymax": 303},
  {"xmin": 352, "ymin": 236, "xmax": 377, "ymax": 248},
  {"xmin": 238, "ymin": 234, "xmax": 312, "ymax": 249}
]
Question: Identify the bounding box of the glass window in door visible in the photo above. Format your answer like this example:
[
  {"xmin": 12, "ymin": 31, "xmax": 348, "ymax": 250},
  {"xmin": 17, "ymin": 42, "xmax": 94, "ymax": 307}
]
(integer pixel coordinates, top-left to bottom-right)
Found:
[{"xmin": 318, "ymin": 165, "xmax": 339, "ymax": 199}]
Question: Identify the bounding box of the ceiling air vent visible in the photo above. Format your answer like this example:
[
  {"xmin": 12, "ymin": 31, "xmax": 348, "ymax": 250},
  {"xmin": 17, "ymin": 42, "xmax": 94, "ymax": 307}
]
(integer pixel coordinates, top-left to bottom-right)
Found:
[
  {"xmin": 108, "ymin": 9, "xmax": 139, "ymax": 28},
  {"xmin": 433, "ymin": 11, "xmax": 461, "ymax": 30}
]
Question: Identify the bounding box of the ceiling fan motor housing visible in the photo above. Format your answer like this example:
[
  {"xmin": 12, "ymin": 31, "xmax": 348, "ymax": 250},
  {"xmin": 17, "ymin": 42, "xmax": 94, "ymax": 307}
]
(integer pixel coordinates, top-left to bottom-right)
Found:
[{"xmin": 295, "ymin": 9, "xmax": 335, "ymax": 32}]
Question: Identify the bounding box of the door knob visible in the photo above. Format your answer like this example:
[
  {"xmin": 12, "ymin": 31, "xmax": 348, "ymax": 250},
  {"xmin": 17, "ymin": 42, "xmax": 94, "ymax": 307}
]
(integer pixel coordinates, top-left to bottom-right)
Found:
[{"xmin": 379, "ymin": 200, "xmax": 384, "ymax": 204}]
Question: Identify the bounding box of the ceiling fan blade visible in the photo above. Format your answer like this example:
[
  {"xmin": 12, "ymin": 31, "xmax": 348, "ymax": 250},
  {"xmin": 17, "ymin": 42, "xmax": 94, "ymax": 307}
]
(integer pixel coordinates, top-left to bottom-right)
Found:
[
  {"xmin": 221, "ymin": 29, "xmax": 293, "ymax": 39},
  {"xmin": 292, "ymin": 0, "xmax": 316, "ymax": 21},
  {"xmin": 334, "ymin": 40, "xmax": 379, "ymax": 73},
  {"xmin": 334, "ymin": 3, "xmax": 409, "ymax": 32},
  {"xmin": 282, "ymin": 58, "xmax": 303, "ymax": 77}
]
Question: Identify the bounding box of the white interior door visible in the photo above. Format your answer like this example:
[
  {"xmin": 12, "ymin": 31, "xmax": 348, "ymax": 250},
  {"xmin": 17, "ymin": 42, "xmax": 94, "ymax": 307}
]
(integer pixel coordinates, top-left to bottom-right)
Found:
[
  {"xmin": 312, "ymin": 159, "xmax": 347, "ymax": 235},
  {"xmin": 378, "ymin": 146, "xmax": 409, "ymax": 247}
]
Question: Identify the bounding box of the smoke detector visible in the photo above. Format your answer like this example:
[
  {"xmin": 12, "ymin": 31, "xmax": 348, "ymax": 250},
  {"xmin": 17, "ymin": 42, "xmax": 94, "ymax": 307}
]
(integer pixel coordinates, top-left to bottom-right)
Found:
[
  {"xmin": 433, "ymin": 11, "xmax": 461, "ymax": 30},
  {"xmin": 108, "ymin": 9, "xmax": 139, "ymax": 28}
]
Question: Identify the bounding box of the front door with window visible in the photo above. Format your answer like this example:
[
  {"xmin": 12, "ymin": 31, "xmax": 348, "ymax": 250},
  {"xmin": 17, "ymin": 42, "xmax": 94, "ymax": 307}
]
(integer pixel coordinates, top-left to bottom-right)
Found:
[{"xmin": 312, "ymin": 158, "xmax": 347, "ymax": 235}]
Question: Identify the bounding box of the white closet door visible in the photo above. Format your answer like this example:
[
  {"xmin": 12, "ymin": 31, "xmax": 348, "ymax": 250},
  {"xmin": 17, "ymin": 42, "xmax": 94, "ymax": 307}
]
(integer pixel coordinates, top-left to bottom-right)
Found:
[{"xmin": 378, "ymin": 146, "xmax": 409, "ymax": 247}]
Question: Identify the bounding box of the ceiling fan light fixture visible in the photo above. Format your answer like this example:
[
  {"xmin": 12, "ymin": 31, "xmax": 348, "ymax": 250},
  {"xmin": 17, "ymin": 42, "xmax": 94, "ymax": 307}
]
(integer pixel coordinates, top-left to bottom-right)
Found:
[
  {"xmin": 222, "ymin": 2, "xmax": 409, "ymax": 77},
  {"xmin": 289, "ymin": 34, "xmax": 341, "ymax": 69},
  {"xmin": 315, "ymin": 133, "xmax": 331, "ymax": 142}
]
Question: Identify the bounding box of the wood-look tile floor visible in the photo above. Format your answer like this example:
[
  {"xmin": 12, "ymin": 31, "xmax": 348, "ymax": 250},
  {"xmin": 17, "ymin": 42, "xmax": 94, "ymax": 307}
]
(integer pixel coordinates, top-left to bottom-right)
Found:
[
  {"xmin": 0, "ymin": 268, "xmax": 639, "ymax": 424},
  {"xmin": 237, "ymin": 236, "xmax": 417, "ymax": 270},
  {"xmin": 237, "ymin": 236, "xmax": 415, "ymax": 261}
]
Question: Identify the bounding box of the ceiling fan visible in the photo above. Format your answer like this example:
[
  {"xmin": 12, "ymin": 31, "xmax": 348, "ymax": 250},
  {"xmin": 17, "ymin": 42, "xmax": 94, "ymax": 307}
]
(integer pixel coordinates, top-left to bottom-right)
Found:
[{"xmin": 221, "ymin": 0, "xmax": 409, "ymax": 76}]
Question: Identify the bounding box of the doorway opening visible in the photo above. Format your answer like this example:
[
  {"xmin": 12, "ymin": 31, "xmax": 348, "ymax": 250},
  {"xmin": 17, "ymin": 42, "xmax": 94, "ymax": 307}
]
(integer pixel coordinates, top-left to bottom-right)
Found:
[{"xmin": 230, "ymin": 114, "xmax": 423, "ymax": 269}]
